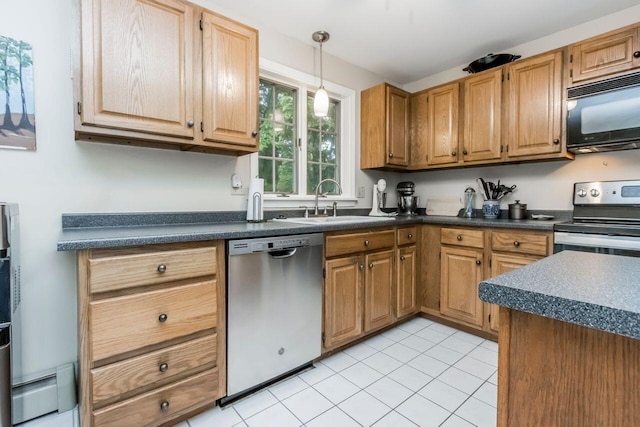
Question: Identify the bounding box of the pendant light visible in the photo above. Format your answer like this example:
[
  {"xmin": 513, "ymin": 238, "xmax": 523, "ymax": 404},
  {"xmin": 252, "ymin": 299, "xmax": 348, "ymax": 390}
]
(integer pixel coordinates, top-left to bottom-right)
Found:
[{"xmin": 312, "ymin": 31, "xmax": 330, "ymax": 117}]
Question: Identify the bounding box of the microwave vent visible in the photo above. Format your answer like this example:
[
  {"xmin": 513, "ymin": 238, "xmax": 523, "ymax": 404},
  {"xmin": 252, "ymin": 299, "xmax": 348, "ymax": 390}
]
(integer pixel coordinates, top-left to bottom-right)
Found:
[{"xmin": 568, "ymin": 72, "xmax": 640, "ymax": 98}]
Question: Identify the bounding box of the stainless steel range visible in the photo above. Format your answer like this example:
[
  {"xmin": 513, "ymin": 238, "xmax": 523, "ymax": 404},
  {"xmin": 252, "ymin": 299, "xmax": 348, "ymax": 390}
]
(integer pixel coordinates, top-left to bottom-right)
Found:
[{"xmin": 554, "ymin": 180, "xmax": 640, "ymax": 256}]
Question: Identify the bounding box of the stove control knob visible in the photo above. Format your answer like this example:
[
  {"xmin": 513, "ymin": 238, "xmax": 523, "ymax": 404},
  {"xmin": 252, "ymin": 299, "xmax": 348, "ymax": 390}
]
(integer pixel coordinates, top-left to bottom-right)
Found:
[
  {"xmin": 577, "ymin": 189, "xmax": 587, "ymax": 197},
  {"xmin": 590, "ymin": 189, "xmax": 600, "ymax": 197}
]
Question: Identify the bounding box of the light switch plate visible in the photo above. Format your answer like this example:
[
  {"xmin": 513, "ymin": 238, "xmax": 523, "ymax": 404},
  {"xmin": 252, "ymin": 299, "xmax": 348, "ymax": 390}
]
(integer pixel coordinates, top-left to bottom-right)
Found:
[{"xmin": 357, "ymin": 186, "xmax": 366, "ymax": 198}]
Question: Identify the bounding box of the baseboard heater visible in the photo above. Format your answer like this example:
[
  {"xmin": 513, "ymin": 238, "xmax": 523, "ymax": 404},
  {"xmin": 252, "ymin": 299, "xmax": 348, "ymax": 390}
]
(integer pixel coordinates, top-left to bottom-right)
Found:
[{"xmin": 11, "ymin": 363, "xmax": 76, "ymax": 425}]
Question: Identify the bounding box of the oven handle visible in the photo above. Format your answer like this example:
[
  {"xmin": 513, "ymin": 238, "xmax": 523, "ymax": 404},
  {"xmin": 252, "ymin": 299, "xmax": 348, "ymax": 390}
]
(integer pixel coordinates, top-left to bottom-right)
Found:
[{"xmin": 554, "ymin": 232, "xmax": 640, "ymax": 251}]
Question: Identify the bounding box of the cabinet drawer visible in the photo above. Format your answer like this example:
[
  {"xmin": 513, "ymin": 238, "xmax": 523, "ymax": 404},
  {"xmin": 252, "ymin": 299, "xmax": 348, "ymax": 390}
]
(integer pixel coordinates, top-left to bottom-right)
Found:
[
  {"xmin": 90, "ymin": 281, "xmax": 217, "ymax": 362},
  {"xmin": 91, "ymin": 334, "xmax": 217, "ymax": 405},
  {"xmin": 325, "ymin": 229, "xmax": 395, "ymax": 257},
  {"xmin": 441, "ymin": 228, "xmax": 485, "ymax": 248},
  {"xmin": 492, "ymin": 231, "xmax": 549, "ymax": 256},
  {"xmin": 93, "ymin": 368, "xmax": 219, "ymax": 427},
  {"xmin": 88, "ymin": 247, "xmax": 217, "ymax": 294},
  {"xmin": 396, "ymin": 227, "xmax": 418, "ymax": 246}
]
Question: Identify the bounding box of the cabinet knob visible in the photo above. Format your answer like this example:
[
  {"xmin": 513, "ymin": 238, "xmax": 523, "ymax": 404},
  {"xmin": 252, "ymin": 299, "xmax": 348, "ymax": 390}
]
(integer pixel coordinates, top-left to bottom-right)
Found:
[
  {"xmin": 359, "ymin": 264, "xmax": 364, "ymax": 270},
  {"xmin": 400, "ymin": 256, "xmax": 406, "ymax": 261},
  {"xmin": 408, "ymin": 234, "xmax": 412, "ymax": 239},
  {"xmin": 634, "ymin": 51, "xmax": 640, "ymax": 58},
  {"xmin": 476, "ymin": 260, "xmax": 481, "ymax": 265},
  {"xmin": 159, "ymin": 363, "xmax": 169, "ymax": 372},
  {"xmin": 553, "ymin": 139, "xmax": 560, "ymax": 145},
  {"xmin": 451, "ymin": 151, "xmax": 457, "ymax": 156},
  {"xmin": 463, "ymin": 149, "xmax": 468, "ymax": 155},
  {"xmin": 513, "ymin": 241, "xmax": 520, "ymax": 247},
  {"xmin": 388, "ymin": 153, "xmax": 394, "ymax": 158},
  {"xmin": 160, "ymin": 401, "xmax": 170, "ymax": 411},
  {"xmin": 364, "ymin": 240, "xmax": 370, "ymax": 246},
  {"xmin": 158, "ymin": 313, "xmax": 168, "ymax": 323},
  {"xmin": 187, "ymin": 120, "xmax": 194, "ymax": 127},
  {"xmin": 456, "ymin": 235, "xmax": 462, "ymax": 241},
  {"xmin": 251, "ymin": 130, "xmax": 258, "ymax": 137},
  {"xmin": 157, "ymin": 264, "xmax": 167, "ymax": 273},
  {"xmin": 368, "ymin": 263, "xmax": 374, "ymax": 269}
]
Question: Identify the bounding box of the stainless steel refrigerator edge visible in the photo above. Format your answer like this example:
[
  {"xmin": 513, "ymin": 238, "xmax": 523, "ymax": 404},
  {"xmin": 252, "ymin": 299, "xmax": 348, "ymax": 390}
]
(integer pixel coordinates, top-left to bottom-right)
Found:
[
  {"xmin": 226, "ymin": 233, "xmax": 323, "ymax": 399},
  {"xmin": 0, "ymin": 204, "xmax": 19, "ymax": 427}
]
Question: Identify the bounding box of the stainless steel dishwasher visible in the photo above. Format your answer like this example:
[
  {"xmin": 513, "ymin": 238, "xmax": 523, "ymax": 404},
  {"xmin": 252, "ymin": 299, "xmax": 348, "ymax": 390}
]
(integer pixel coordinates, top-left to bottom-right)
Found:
[{"xmin": 226, "ymin": 233, "xmax": 323, "ymax": 401}]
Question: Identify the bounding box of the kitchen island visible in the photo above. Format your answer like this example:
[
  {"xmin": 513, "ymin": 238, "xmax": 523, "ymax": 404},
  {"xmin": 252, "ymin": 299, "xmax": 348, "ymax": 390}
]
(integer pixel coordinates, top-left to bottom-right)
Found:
[{"xmin": 479, "ymin": 250, "xmax": 640, "ymax": 427}]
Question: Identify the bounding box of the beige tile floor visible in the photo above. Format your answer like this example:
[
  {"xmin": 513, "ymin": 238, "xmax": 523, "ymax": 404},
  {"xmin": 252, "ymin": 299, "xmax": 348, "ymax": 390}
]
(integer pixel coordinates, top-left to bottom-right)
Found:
[{"xmin": 22, "ymin": 317, "xmax": 498, "ymax": 427}]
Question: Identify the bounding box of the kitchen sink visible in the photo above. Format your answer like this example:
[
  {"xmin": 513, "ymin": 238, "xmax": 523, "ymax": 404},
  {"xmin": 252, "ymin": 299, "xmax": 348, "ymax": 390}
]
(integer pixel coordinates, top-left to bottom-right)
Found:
[{"xmin": 275, "ymin": 215, "xmax": 396, "ymax": 225}]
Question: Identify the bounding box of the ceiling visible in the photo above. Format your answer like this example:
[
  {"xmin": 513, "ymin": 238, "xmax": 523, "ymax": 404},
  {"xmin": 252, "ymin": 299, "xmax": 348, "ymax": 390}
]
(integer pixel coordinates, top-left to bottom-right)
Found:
[{"xmin": 210, "ymin": 0, "xmax": 640, "ymax": 84}]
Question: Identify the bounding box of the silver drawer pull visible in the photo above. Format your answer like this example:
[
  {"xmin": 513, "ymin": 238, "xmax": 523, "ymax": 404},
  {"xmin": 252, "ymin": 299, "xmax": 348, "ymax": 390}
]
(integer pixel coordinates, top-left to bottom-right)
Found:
[
  {"xmin": 456, "ymin": 235, "xmax": 462, "ymax": 241},
  {"xmin": 160, "ymin": 401, "xmax": 170, "ymax": 411},
  {"xmin": 159, "ymin": 363, "xmax": 168, "ymax": 372},
  {"xmin": 400, "ymin": 256, "xmax": 406, "ymax": 261},
  {"xmin": 368, "ymin": 263, "xmax": 374, "ymax": 269},
  {"xmin": 157, "ymin": 264, "xmax": 167, "ymax": 273},
  {"xmin": 364, "ymin": 240, "xmax": 370, "ymax": 246},
  {"xmin": 408, "ymin": 234, "xmax": 412, "ymax": 239},
  {"xmin": 359, "ymin": 264, "xmax": 364, "ymax": 270},
  {"xmin": 158, "ymin": 313, "xmax": 168, "ymax": 323},
  {"xmin": 513, "ymin": 241, "xmax": 520, "ymax": 247}
]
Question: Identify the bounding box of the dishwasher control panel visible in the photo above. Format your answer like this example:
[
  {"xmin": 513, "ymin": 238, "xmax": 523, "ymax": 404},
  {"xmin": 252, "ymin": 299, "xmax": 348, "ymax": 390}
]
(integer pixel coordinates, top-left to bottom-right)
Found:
[{"xmin": 228, "ymin": 233, "xmax": 324, "ymax": 255}]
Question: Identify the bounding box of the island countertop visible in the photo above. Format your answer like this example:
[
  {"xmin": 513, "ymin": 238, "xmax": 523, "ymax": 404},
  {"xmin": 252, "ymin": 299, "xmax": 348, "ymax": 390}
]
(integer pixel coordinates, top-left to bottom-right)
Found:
[{"xmin": 479, "ymin": 250, "xmax": 640, "ymax": 340}]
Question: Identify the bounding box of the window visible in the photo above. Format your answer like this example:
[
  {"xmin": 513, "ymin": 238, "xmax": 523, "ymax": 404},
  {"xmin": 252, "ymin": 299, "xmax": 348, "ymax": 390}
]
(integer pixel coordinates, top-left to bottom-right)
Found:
[{"xmin": 255, "ymin": 59, "xmax": 356, "ymax": 207}]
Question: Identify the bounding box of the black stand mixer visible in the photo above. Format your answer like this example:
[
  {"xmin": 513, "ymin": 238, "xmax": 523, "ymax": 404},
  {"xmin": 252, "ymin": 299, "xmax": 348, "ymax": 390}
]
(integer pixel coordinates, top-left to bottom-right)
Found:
[{"xmin": 397, "ymin": 181, "xmax": 418, "ymax": 216}]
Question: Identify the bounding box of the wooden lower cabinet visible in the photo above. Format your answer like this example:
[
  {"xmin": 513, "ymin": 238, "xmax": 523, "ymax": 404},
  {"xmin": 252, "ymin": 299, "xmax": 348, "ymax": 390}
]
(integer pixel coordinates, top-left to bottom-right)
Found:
[
  {"xmin": 440, "ymin": 246, "xmax": 484, "ymax": 327},
  {"xmin": 364, "ymin": 250, "xmax": 395, "ymax": 331},
  {"xmin": 77, "ymin": 241, "xmax": 225, "ymax": 427},
  {"xmin": 323, "ymin": 227, "xmax": 421, "ymax": 352},
  {"xmin": 488, "ymin": 252, "xmax": 542, "ymax": 332},
  {"xmin": 396, "ymin": 245, "xmax": 417, "ymax": 318},
  {"xmin": 323, "ymin": 256, "xmax": 364, "ymax": 349}
]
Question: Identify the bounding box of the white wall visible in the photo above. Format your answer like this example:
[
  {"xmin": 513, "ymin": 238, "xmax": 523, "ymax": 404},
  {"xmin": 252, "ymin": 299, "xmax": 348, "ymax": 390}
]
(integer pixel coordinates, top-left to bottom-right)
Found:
[
  {"xmin": 0, "ymin": 0, "xmax": 388, "ymax": 380},
  {"xmin": 2, "ymin": 0, "xmax": 640, "ymax": 384}
]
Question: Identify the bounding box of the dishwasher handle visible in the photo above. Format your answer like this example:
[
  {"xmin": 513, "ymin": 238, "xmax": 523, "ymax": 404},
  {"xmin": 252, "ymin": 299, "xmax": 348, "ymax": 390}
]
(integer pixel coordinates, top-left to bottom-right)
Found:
[{"xmin": 268, "ymin": 248, "xmax": 298, "ymax": 259}]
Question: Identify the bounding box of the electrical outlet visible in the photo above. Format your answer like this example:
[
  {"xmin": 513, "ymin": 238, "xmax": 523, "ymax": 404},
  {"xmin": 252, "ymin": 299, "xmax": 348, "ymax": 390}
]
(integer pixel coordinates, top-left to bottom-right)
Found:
[
  {"xmin": 230, "ymin": 187, "xmax": 247, "ymax": 196},
  {"xmin": 357, "ymin": 186, "xmax": 366, "ymax": 198}
]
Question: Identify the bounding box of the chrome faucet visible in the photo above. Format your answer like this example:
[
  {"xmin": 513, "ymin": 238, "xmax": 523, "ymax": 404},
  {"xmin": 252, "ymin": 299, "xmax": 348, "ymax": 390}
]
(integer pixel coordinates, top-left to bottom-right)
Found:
[{"xmin": 314, "ymin": 179, "xmax": 343, "ymax": 215}]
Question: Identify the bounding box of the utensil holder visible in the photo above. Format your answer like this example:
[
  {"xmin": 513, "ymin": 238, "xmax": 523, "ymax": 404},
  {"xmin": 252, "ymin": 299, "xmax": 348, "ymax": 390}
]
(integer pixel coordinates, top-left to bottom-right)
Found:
[{"xmin": 482, "ymin": 200, "xmax": 500, "ymax": 219}]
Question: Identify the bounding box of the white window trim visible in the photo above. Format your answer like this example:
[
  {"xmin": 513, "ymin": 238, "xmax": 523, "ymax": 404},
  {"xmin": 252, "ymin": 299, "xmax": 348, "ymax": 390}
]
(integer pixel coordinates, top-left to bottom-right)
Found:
[{"xmin": 253, "ymin": 58, "xmax": 357, "ymax": 209}]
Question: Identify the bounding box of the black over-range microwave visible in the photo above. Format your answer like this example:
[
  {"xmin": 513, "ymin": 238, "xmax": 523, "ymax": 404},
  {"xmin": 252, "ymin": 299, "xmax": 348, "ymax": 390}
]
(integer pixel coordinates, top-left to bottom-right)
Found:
[{"xmin": 566, "ymin": 72, "xmax": 640, "ymax": 153}]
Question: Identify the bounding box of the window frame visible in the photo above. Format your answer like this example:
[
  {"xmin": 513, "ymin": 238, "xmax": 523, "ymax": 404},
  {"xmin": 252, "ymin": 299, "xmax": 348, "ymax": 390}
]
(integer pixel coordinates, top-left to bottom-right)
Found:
[{"xmin": 253, "ymin": 58, "xmax": 357, "ymax": 208}]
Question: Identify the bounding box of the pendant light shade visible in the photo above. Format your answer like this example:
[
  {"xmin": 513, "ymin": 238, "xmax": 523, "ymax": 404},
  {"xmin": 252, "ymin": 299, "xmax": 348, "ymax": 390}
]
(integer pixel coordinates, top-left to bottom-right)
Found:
[
  {"xmin": 314, "ymin": 87, "xmax": 329, "ymax": 117},
  {"xmin": 312, "ymin": 31, "xmax": 330, "ymax": 117}
]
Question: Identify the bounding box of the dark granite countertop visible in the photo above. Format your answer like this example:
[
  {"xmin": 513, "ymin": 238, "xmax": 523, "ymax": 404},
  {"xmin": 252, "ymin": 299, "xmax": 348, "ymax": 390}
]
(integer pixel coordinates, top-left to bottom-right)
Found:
[
  {"xmin": 479, "ymin": 251, "xmax": 640, "ymax": 340},
  {"xmin": 57, "ymin": 209, "xmax": 567, "ymax": 251}
]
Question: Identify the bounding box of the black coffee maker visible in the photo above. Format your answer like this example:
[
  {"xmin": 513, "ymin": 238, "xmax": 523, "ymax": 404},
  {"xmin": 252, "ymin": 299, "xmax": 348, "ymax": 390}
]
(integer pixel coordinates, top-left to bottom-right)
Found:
[{"xmin": 397, "ymin": 181, "xmax": 418, "ymax": 216}]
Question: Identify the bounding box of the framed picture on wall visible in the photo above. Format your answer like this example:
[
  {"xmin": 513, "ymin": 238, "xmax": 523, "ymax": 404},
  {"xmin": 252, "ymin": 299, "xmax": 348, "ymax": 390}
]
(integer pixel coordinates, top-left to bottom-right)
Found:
[{"xmin": 0, "ymin": 34, "xmax": 36, "ymax": 151}]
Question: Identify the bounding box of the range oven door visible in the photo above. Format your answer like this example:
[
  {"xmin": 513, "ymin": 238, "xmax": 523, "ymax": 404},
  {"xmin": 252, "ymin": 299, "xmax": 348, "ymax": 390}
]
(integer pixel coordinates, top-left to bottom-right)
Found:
[{"xmin": 554, "ymin": 231, "xmax": 640, "ymax": 257}]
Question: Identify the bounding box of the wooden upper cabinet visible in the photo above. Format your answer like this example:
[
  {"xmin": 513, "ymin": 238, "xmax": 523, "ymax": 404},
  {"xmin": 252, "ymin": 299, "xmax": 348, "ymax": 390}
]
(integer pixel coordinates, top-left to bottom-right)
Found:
[
  {"xmin": 462, "ymin": 69, "xmax": 503, "ymax": 163},
  {"xmin": 201, "ymin": 11, "xmax": 258, "ymax": 148},
  {"xmin": 505, "ymin": 50, "xmax": 563, "ymax": 158},
  {"xmin": 569, "ymin": 25, "xmax": 640, "ymax": 85},
  {"xmin": 428, "ymin": 82, "xmax": 459, "ymax": 166},
  {"xmin": 361, "ymin": 83, "xmax": 410, "ymax": 169},
  {"xmin": 80, "ymin": 0, "xmax": 195, "ymax": 138},
  {"xmin": 409, "ymin": 91, "xmax": 429, "ymax": 169}
]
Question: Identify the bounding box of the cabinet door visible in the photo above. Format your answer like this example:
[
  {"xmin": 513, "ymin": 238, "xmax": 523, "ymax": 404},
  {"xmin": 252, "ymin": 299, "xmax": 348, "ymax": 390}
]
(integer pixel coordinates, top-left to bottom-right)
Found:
[
  {"xmin": 80, "ymin": 0, "xmax": 194, "ymax": 138},
  {"xmin": 505, "ymin": 50, "xmax": 563, "ymax": 158},
  {"xmin": 201, "ymin": 11, "xmax": 258, "ymax": 148},
  {"xmin": 428, "ymin": 83, "xmax": 459, "ymax": 165},
  {"xmin": 462, "ymin": 69, "xmax": 503, "ymax": 162},
  {"xmin": 488, "ymin": 253, "xmax": 541, "ymax": 332},
  {"xmin": 410, "ymin": 91, "xmax": 429, "ymax": 169},
  {"xmin": 396, "ymin": 246, "xmax": 417, "ymax": 318},
  {"xmin": 570, "ymin": 26, "xmax": 640, "ymax": 84},
  {"xmin": 440, "ymin": 246, "xmax": 484, "ymax": 327},
  {"xmin": 364, "ymin": 250, "xmax": 395, "ymax": 332},
  {"xmin": 386, "ymin": 86, "xmax": 410, "ymax": 166},
  {"xmin": 324, "ymin": 256, "xmax": 363, "ymax": 350}
]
